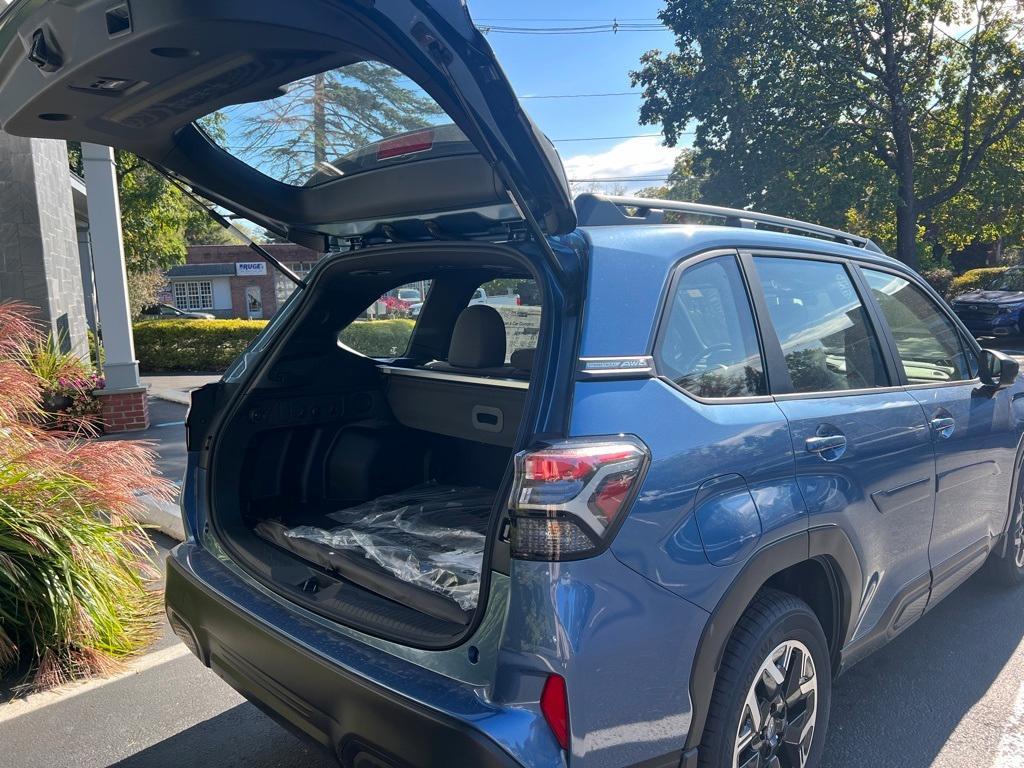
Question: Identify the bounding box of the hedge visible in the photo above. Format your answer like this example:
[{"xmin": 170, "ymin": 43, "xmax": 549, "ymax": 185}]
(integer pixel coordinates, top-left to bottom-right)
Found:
[
  {"xmin": 338, "ymin": 319, "xmax": 415, "ymax": 357},
  {"xmin": 948, "ymin": 267, "xmax": 1008, "ymax": 298},
  {"xmin": 134, "ymin": 318, "xmax": 416, "ymax": 372}
]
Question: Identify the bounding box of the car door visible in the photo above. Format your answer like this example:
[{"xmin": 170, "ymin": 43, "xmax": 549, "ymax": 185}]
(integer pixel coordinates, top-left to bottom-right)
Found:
[
  {"xmin": 859, "ymin": 266, "xmax": 1021, "ymax": 606},
  {"xmin": 746, "ymin": 252, "xmax": 937, "ymax": 644}
]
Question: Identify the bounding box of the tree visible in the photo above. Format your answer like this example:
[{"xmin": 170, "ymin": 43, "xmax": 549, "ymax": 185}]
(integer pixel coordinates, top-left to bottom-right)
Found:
[
  {"xmin": 70, "ymin": 143, "xmax": 237, "ymax": 273},
  {"xmin": 204, "ymin": 61, "xmax": 443, "ymax": 185},
  {"xmin": 635, "ymin": 149, "xmax": 705, "ymax": 201},
  {"xmin": 633, "ymin": 0, "xmax": 1024, "ymax": 268},
  {"xmin": 115, "ymin": 152, "xmax": 193, "ymax": 273}
]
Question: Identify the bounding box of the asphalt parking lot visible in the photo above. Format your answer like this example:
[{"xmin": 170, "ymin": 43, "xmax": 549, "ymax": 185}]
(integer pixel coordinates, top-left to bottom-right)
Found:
[{"xmin": 2, "ymin": 394, "xmax": 1024, "ymax": 768}]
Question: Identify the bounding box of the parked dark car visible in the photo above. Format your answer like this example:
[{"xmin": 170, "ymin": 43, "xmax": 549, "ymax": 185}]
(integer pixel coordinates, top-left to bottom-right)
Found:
[
  {"xmin": 140, "ymin": 303, "xmax": 215, "ymax": 320},
  {"xmin": 3, "ymin": 2, "xmax": 1023, "ymax": 768},
  {"xmin": 950, "ymin": 267, "xmax": 1024, "ymax": 337}
]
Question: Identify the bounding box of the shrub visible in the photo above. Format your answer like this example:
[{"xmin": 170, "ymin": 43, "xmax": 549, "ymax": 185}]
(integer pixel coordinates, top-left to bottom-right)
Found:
[
  {"xmin": 948, "ymin": 267, "xmax": 1008, "ymax": 298},
  {"xmin": 134, "ymin": 318, "xmax": 267, "ymax": 372},
  {"xmin": 0, "ymin": 303, "xmax": 171, "ymax": 691},
  {"xmin": 339, "ymin": 319, "xmax": 416, "ymax": 358},
  {"xmin": 134, "ymin": 317, "xmax": 418, "ymax": 372},
  {"xmin": 919, "ymin": 268, "xmax": 954, "ymax": 299},
  {"xmin": 19, "ymin": 332, "xmax": 105, "ymax": 432}
]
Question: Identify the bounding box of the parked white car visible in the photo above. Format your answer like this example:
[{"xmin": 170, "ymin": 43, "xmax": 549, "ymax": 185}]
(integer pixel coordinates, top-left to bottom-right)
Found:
[{"xmin": 411, "ymin": 287, "xmax": 519, "ymax": 318}]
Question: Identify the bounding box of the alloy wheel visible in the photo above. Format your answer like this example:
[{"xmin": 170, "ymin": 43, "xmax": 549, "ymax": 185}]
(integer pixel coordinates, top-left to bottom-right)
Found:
[{"xmin": 733, "ymin": 640, "xmax": 818, "ymax": 768}]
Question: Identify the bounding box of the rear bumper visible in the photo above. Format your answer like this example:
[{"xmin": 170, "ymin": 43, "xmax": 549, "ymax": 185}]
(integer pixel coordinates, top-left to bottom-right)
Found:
[{"xmin": 165, "ymin": 543, "xmax": 531, "ymax": 768}]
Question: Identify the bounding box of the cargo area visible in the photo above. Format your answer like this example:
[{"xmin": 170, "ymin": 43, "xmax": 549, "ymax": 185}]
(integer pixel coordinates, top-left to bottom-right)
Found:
[{"xmin": 205, "ymin": 246, "xmax": 545, "ymax": 646}]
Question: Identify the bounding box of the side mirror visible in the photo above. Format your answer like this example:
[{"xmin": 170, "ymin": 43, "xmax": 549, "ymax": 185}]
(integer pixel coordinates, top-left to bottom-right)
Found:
[{"xmin": 980, "ymin": 349, "xmax": 1020, "ymax": 390}]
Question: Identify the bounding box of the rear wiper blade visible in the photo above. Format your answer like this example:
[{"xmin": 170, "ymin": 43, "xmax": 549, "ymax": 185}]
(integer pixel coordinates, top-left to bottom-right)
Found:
[{"xmin": 152, "ymin": 164, "xmax": 307, "ymax": 288}]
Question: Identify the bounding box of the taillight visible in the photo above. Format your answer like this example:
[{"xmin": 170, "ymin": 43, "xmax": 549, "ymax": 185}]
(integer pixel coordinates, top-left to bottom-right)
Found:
[
  {"xmin": 515, "ymin": 294, "xmax": 522, "ymax": 306},
  {"xmin": 540, "ymin": 674, "xmax": 570, "ymax": 751},
  {"xmin": 508, "ymin": 437, "xmax": 649, "ymax": 560},
  {"xmin": 377, "ymin": 128, "xmax": 434, "ymax": 161}
]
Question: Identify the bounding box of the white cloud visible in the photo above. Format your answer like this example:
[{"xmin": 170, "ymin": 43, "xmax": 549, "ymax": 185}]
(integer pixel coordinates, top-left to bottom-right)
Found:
[{"xmin": 561, "ymin": 135, "xmax": 679, "ymax": 194}]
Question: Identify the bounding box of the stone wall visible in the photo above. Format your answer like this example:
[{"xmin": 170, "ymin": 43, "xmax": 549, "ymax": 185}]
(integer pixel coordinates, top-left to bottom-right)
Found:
[{"xmin": 0, "ymin": 134, "xmax": 88, "ymax": 355}]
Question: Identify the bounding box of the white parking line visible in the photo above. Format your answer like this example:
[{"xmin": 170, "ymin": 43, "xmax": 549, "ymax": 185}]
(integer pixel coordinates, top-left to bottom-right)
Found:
[
  {"xmin": 152, "ymin": 420, "xmax": 186, "ymax": 428},
  {"xmin": 0, "ymin": 643, "xmax": 191, "ymax": 724},
  {"xmin": 992, "ymin": 675, "xmax": 1024, "ymax": 768}
]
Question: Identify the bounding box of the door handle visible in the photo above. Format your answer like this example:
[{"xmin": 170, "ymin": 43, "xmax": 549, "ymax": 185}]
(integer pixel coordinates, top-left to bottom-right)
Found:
[
  {"xmin": 806, "ymin": 434, "xmax": 847, "ymax": 462},
  {"xmin": 930, "ymin": 416, "xmax": 956, "ymax": 439}
]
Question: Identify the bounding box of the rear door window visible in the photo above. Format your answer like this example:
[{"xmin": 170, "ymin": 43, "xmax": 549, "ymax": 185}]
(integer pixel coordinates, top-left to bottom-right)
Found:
[
  {"xmin": 656, "ymin": 255, "xmax": 767, "ymax": 398},
  {"xmin": 752, "ymin": 256, "xmax": 889, "ymax": 393},
  {"xmin": 861, "ymin": 268, "xmax": 975, "ymax": 383}
]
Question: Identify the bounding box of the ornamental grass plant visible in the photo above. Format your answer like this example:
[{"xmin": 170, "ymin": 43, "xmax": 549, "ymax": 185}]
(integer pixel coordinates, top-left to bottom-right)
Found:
[{"xmin": 0, "ymin": 303, "xmax": 172, "ymax": 691}]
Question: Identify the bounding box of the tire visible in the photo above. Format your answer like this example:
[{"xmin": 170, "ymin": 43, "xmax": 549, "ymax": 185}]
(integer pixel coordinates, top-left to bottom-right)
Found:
[
  {"xmin": 987, "ymin": 479, "xmax": 1024, "ymax": 588},
  {"xmin": 699, "ymin": 589, "xmax": 832, "ymax": 768}
]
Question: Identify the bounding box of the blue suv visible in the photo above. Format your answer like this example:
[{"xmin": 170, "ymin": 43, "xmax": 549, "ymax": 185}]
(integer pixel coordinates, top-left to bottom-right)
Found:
[{"xmin": 3, "ymin": 2, "xmax": 1023, "ymax": 767}]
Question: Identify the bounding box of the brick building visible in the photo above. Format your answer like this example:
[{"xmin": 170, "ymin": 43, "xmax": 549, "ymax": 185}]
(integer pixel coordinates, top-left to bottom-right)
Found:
[{"xmin": 164, "ymin": 243, "xmax": 323, "ymax": 319}]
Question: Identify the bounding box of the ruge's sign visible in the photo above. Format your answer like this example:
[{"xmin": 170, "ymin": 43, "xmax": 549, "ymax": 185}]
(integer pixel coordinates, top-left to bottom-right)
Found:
[{"xmin": 236, "ymin": 261, "xmax": 267, "ymax": 277}]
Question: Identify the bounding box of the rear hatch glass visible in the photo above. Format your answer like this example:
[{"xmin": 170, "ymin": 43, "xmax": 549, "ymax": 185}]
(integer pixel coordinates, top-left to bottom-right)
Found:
[{"xmin": 0, "ymin": 0, "xmax": 576, "ymax": 243}]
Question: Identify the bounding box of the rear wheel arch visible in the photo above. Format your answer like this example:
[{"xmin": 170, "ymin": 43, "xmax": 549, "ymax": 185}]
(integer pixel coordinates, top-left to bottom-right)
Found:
[
  {"xmin": 996, "ymin": 436, "xmax": 1024, "ymax": 558},
  {"xmin": 684, "ymin": 526, "xmax": 862, "ymax": 752}
]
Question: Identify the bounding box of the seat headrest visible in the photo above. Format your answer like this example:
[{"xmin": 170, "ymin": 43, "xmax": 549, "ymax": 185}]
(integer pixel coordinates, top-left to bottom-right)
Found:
[
  {"xmin": 447, "ymin": 305, "xmax": 507, "ymax": 368},
  {"xmin": 510, "ymin": 348, "xmax": 535, "ymax": 371}
]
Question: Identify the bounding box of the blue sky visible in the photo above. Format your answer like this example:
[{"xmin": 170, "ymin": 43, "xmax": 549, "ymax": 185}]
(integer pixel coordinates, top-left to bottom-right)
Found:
[{"xmin": 465, "ymin": 1, "xmax": 687, "ymax": 191}]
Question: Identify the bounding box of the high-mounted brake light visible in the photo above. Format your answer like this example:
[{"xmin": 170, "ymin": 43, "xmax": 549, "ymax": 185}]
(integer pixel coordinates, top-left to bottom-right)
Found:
[
  {"xmin": 508, "ymin": 437, "xmax": 649, "ymax": 560},
  {"xmin": 377, "ymin": 128, "xmax": 435, "ymax": 161},
  {"xmin": 540, "ymin": 674, "xmax": 570, "ymax": 751}
]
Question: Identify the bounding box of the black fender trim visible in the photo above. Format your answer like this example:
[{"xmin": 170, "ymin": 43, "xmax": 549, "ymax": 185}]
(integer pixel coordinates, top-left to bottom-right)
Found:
[
  {"xmin": 997, "ymin": 434, "xmax": 1024, "ymax": 557},
  {"xmin": 683, "ymin": 526, "xmax": 862, "ymax": 751}
]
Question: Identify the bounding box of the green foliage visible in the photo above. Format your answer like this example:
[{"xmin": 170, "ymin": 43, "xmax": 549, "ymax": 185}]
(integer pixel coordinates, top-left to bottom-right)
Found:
[
  {"xmin": 0, "ymin": 303, "xmax": 170, "ymax": 691},
  {"xmin": 133, "ymin": 319, "xmax": 268, "ymax": 372},
  {"xmin": 126, "ymin": 270, "xmax": 166, "ymax": 321},
  {"xmin": 948, "ymin": 267, "xmax": 1008, "ymax": 297},
  {"xmin": 633, "ymin": 0, "xmax": 1024, "ymax": 267},
  {"xmin": 134, "ymin": 318, "xmax": 417, "ymax": 372},
  {"xmin": 19, "ymin": 332, "xmax": 104, "ymax": 431},
  {"xmin": 635, "ymin": 150, "xmax": 705, "ymax": 204},
  {"xmin": 67, "ymin": 144, "xmax": 233, "ymax": 274},
  {"xmin": 116, "ymin": 152, "xmax": 191, "ymax": 274},
  {"xmin": 339, "ymin": 320, "xmax": 416, "ymax": 358},
  {"xmin": 919, "ymin": 268, "xmax": 954, "ymax": 298}
]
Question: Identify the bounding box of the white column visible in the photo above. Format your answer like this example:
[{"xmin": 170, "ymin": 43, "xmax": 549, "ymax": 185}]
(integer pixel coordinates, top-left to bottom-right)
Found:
[{"xmin": 81, "ymin": 143, "xmax": 140, "ymax": 391}]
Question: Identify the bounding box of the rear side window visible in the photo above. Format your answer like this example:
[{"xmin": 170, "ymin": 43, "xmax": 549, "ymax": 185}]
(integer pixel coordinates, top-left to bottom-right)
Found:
[
  {"xmin": 656, "ymin": 255, "xmax": 766, "ymax": 398},
  {"xmin": 338, "ymin": 281, "xmax": 427, "ymax": 358},
  {"xmin": 753, "ymin": 257, "xmax": 888, "ymax": 393},
  {"xmin": 470, "ymin": 279, "xmax": 541, "ymax": 364},
  {"xmin": 861, "ymin": 269, "xmax": 974, "ymax": 383}
]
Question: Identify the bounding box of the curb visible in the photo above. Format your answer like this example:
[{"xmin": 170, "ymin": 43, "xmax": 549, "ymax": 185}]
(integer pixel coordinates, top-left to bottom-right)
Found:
[
  {"xmin": 147, "ymin": 389, "xmax": 191, "ymax": 406},
  {"xmin": 135, "ymin": 489, "xmax": 185, "ymax": 541}
]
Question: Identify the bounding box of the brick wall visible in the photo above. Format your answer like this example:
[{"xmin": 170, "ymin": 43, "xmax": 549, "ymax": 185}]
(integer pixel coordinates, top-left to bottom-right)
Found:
[{"xmin": 98, "ymin": 388, "xmax": 149, "ymax": 433}]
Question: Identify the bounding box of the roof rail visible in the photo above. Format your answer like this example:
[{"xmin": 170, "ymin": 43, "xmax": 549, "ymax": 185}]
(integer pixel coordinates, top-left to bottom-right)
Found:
[{"xmin": 574, "ymin": 193, "xmax": 884, "ymax": 253}]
